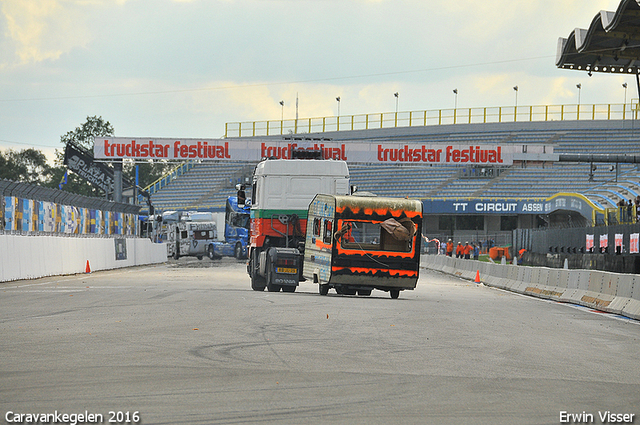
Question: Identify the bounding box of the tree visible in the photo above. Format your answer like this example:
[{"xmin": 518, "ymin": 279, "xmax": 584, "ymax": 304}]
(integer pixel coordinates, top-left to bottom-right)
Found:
[
  {"xmin": 123, "ymin": 160, "xmax": 174, "ymax": 189},
  {"xmin": 60, "ymin": 115, "xmax": 114, "ymax": 152},
  {"xmin": 55, "ymin": 115, "xmax": 172, "ymax": 196},
  {"xmin": 0, "ymin": 148, "xmax": 52, "ymax": 183},
  {"xmin": 48, "ymin": 115, "xmax": 116, "ymax": 197}
]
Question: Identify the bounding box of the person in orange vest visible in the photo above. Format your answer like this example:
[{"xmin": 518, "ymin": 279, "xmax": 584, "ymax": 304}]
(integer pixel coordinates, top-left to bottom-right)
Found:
[
  {"xmin": 446, "ymin": 239, "xmax": 454, "ymax": 257},
  {"xmin": 456, "ymin": 242, "xmax": 463, "ymax": 258},
  {"xmin": 463, "ymin": 241, "xmax": 472, "ymax": 259}
]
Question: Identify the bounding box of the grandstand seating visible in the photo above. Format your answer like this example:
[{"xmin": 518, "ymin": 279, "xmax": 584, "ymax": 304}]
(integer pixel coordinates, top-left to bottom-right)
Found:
[{"xmin": 149, "ymin": 120, "xmax": 640, "ymax": 212}]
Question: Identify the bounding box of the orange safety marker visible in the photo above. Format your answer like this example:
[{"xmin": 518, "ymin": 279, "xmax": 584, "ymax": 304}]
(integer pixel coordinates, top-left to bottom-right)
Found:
[
  {"xmin": 474, "ymin": 270, "xmax": 480, "ymax": 283},
  {"xmin": 85, "ymin": 260, "xmax": 91, "ymax": 274}
]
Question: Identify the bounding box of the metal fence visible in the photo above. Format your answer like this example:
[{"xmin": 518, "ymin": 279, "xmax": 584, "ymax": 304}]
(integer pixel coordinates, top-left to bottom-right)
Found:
[
  {"xmin": 225, "ymin": 102, "xmax": 640, "ymax": 138},
  {"xmin": 515, "ymin": 223, "xmax": 640, "ymax": 255},
  {"xmin": 1, "ymin": 179, "xmax": 140, "ymax": 237}
]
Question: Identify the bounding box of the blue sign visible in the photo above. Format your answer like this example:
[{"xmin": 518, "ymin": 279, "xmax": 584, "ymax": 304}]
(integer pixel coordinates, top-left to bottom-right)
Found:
[
  {"xmin": 424, "ymin": 199, "xmax": 545, "ymax": 215},
  {"xmin": 423, "ymin": 194, "xmax": 598, "ymax": 221}
]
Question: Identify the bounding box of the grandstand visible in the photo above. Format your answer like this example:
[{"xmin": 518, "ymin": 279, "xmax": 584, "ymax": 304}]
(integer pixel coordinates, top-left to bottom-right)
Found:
[{"xmin": 148, "ymin": 119, "xmax": 640, "ymax": 218}]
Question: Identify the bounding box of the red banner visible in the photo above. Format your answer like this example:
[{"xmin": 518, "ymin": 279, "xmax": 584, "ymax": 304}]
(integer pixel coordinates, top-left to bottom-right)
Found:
[{"xmin": 94, "ymin": 137, "xmax": 554, "ymax": 165}]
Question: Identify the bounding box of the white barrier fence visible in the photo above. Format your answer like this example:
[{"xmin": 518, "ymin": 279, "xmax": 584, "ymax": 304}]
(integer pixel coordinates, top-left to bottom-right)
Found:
[
  {"xmin": 0, "ymin": 235, "xmax": 167, "ymax": 282},
  {"xmin": 421, "ymin": 255, "xmax": 640, "ymax": 320}
]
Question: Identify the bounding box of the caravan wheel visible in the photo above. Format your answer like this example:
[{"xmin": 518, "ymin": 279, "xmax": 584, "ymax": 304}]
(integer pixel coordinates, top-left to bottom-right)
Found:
[
  {"xmin": 319, "ymin": 284, "xmax": 329, "ymax": 295},
  {"xmin": 390, "ymin": 289, "xmax": 400, "ymax": 299}
]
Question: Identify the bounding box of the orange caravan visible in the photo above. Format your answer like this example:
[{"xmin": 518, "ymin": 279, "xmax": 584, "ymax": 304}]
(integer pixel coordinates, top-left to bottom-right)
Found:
[{"xmin": 303, "ymin": 194, "xmax": 423, "ymax": 299}]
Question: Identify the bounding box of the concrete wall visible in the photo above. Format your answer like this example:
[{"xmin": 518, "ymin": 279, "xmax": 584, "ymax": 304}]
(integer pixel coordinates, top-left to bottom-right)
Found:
[
  {"xmin": 0, "ymin": 235, "xmax": 167, "ymax": 282},
  {"xmin": 421, "ymin": 254, "xmax": 640, "ymax": 320}
]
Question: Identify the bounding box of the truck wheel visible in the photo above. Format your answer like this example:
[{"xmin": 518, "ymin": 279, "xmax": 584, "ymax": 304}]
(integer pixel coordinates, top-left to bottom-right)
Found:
[
  {"xmin": 282, "ymin": 286, "xmax": 296, "ymax": 293},
  {"xmin": 197, "ymin": 255, "xmax": 203, "ymax": 260},
  {"xmin": 266, "ymin": 260, "xmax": 280, "ymax": 292},
  {"xmin": 207, "ymin": 245, "xmax": 216, "ymax": 260},
  {"xmin": 250, "ymin": 252, "xmax": 266, "ymax": 291},
  {"xmin": 319, "ymin": 284, "xmax": 329, "ymax": 295},
  {"xmin": 390, "ymin": 289, "xmax": 400, "ymax": 299},
  {"xmin": 251, "ymin": 274, "xmax": 266, "ymax": 291},
  {"xmin": 234, "ymin": 243, "xmax": 244, "ymax": 260}
]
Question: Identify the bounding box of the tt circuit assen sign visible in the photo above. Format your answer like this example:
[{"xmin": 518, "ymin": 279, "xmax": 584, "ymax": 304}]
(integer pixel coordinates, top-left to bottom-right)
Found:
[
  {"xmin": 94, "ymin": 137, "xmax": 554, "ymax": 165},
  {"xmin": 423, "ymin": 195, "xmax": 599, "ymax": 218}
]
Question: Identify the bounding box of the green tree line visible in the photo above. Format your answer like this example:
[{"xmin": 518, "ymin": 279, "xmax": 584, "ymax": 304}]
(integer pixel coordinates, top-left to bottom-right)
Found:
[{"xmin": 1, "ymin": 116, "xmax": 173, "ymax": 197}]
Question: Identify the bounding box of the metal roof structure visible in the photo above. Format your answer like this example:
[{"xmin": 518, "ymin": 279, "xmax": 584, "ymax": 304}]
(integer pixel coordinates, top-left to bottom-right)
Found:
[{"xmin": 556, "ymin": 0, "xmax": 640, "ymax": 75}]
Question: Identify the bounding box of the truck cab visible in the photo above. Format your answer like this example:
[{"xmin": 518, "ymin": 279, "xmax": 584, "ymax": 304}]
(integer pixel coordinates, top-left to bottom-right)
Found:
[{"xmin": 206, "ymin": 196, "xmax": 250, "ymax": 260}]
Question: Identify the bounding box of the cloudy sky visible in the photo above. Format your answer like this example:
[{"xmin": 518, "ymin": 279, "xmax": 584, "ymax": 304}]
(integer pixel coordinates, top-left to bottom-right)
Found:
[{"xmin": 0, "ymin": 0, "xmax": 629, "ymax": 162}]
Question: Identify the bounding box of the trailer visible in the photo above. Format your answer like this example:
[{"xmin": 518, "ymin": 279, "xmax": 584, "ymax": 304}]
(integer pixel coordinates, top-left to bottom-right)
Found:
[{"xmin": 303, "ymin": 194, "xmax": 423, "ymax": 299}]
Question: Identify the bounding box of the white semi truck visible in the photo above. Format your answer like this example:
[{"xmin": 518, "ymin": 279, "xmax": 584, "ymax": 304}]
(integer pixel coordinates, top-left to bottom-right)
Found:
[{"xmin": 247, "ymin": 154, "xmax": 351, "ymax": 292}]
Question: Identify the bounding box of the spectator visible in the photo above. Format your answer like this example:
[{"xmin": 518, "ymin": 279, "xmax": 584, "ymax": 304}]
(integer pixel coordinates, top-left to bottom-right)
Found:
[
  {"xmin": 635, "ymin": 196, "xmax": 640, "ymax": 222},
  {"xmin": 236, "ymin": 184, "xmax": 246, "ymax": 206},
  {"xmin": 473, "ymin": 243, "xmax": 480, "ymax": 260},
  {"xmin": 518, "ymin": 248, "xmax": 527, "ymax": 265},
  {"xmin": 463, "ymin": 241, "xmax": 472, "ymax": 259},
  {"xmin": 618, "ymin": 198, "xmax": 627, "ymax": 222},
  {"xmin": 446, "ymin": 239, "xmax": 454, "ymax": 257}
]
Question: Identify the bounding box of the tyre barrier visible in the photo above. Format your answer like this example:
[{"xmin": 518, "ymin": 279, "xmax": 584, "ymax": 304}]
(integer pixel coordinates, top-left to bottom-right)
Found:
[
  {"xmin": 421, "ymin": 255, "xmax": 640, "ymax": 321},
  {"xmin": 0, "ymin": 234, "xmax": 167, "ymax": 282}
]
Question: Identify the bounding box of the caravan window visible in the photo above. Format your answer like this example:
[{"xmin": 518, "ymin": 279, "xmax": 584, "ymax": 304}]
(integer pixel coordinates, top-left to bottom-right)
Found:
[
  {"xmin": 338, "ymin": 220, "xmax": 412, "ymax": 252},
  {"xmin": 323, "ymin": 219, "xmax": 333, "ymax": 244}
]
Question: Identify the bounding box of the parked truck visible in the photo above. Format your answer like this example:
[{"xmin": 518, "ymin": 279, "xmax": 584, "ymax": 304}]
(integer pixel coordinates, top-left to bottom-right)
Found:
[
  {"xmin": 206, "ymin": 196, "xmax": 250, "ymax": 260},
  {"xmin": 159, "ymin": 211, "xmax": 217, "ymax": 260},
  {"xmin": 247, "ymin": 154, "xmax": 351, "ymax": 292}
]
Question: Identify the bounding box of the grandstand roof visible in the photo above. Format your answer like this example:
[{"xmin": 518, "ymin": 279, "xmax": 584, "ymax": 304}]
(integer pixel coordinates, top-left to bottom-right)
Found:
[{"xmin": 556, "ymin": 0, "xmax": 640, "ymax": 74}]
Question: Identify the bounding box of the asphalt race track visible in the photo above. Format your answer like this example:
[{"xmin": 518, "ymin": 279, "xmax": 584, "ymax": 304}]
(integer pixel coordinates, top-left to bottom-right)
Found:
[{"xmin": 1, "ymin": 258, "xmax": 639, "ymax": 425}]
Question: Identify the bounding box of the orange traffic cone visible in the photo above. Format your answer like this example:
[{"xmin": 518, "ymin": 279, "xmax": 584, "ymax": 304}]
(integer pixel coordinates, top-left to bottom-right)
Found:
[
  {"xmin": 474, "ymin": 270, "xmax": 480, "ymax": 283},
  {"xmin": 85, "ymin": 260, "xmax": 91, "ymax": 274}
]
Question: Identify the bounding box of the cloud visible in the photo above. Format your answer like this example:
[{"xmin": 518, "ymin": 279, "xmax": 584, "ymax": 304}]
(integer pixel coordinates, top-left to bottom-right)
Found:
[{"xmin": 1, "ymin": 0, "xmax": 98, "ymax": 65}]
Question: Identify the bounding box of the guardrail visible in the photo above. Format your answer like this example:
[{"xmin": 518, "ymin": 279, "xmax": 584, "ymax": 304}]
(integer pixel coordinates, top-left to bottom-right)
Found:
[
  {"xmin": 421, "ymin": 254, "xmax": 640, "ymax": 320},
  {"xmin": 225, "ymin": 102, "xmax": 640, "ymax": 138}
]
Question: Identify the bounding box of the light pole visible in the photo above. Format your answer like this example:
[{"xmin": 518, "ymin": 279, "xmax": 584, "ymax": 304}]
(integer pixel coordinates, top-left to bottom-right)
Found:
[
  {"xmin": 336, "ymin": 96, "xmax": 341, "ymax": 116},
  {"xmin": 394, "ymin": 92, "xmax": 399, "ymax": 127},
  {"xmin": 513, "ymin": 86, "xmax": 518, "ymax": 121},
  {"xmin": 453, "ymin": 89, "xmax": 458, "ymax": 110},
  {"xmin": 279, "ymin": 100, "xmax": 284, "ymax": 121},
  {"xmin": 576, "ymin": 83, "xmax": 582, "ymax": 105},
  {"xmin": 623, "ymin": 82, "xmax": 628, "ymax": 119}
]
